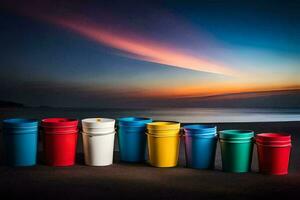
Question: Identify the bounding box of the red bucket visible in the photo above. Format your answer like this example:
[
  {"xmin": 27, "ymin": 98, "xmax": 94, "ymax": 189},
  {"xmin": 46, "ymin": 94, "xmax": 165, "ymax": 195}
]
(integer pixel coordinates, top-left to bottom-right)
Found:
[
  {"xmin": 256, "ymin": 133, "xmax": 291, "ymax": 142},
  {"xmin": 41, "ymin": 118, "xmax": 78, "ymax": 127},
  {"xmin": 255, "ymin": 133, "xmax": 291, "ymax": 175},
  {"xmin": 43, "ymin": 132, "xmax": 78, "ymax": 166},
  {"xmin": 43, "ymin": 127, "xmax": 79, "ymax": 134}
]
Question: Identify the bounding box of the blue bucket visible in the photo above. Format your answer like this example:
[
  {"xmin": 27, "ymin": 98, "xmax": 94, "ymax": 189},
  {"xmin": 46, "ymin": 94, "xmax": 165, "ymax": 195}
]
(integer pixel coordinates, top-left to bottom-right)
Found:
[
  {"xmin": 117, "ymin": 125, "xmax": 146, "ymax": 132},
  {"xmin": 183, "ymin": 124, "xmax": 217, "ymax": 169},
  {"xmin": 2, "ymin": 118, "xmax": 38, "ymax": 166},
  {"xmin": 117, "ymin": 117, "xmax": 152, "ymax": 127},
  {"xmin": 3, "ymin": 118, "xmax": 38, "ymax": 128},
  {"xmin": 183, "ymin": 125, "xmax": 216, "ymax": 135},
  {"xmin": 117, "ymin": 117, "xmax": 152, "ymax": 162},
  {"xmin": 184, "ymin": 133, "xmax": 217, "ymax": 169},
  {"xmin": 4, "ymin": 131, "xmax": 38, "ymax": 166},
  {"xmin": 3, "ymin": 127, "xmax": 38, "ymax": 135}
]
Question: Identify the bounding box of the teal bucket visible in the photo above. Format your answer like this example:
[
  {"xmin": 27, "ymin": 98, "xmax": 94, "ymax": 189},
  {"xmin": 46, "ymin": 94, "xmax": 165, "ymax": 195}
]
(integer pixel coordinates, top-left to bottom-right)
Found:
[{"xmin": 219, "ymin": 130, "xmax": 254, "ymax": 173}]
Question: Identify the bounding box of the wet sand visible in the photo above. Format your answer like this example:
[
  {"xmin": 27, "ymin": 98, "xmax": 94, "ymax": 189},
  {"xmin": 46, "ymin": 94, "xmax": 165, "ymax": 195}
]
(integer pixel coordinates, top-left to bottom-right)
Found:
[{"xmin": 0, "ymin": 121, "xmax": 299, "ymax": 200}]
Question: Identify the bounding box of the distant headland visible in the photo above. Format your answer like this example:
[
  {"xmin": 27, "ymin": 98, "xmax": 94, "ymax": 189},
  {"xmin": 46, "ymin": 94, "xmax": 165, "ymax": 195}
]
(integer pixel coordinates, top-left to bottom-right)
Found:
[{"xmin": 0, "ymin": 100, "xmax": 24, "ymax": 108}]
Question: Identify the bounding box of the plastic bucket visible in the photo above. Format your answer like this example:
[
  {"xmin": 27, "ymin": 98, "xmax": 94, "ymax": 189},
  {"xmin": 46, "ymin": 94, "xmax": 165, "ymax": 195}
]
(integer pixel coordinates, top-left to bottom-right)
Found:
[
  {"xmin": 183, "ymin": 125, "xmax": 217, "ymax": 135},
  {"xmin": 82, "ymin": 118, "xmax": 115, "ymax": 128},
  {"xmin": 184, "ymin": 129, "xmax": 216, "ymax": 136},
  {"xmin": 118, "ymin": 129, "xmax": 147, "ymax": 162},
  {"xmin": 43, "ymin": 132, "xmax": 78, "ymax": 166},
  {"xmin": 82, "ymin": 127, "xmax": 115, "ymax": 134},
  {"xmin": 185, "ymin": 132, "xmax": 217, "ymax": 138},
  {"xmin": 3, "ymin": 118, "xmax": 38, "ymax": 128},
  {"xmin": 255, "ymin": 133, "xmax": 291, "ymax": 144},
  {"xmin": 219, "ymin": 130, "xmax": 254, "ymax": 139},
  {"xmin": 117, "ymin": 125, "xmax": 146, "ymax": 132},
  {"xmin": 41, "ymin": 118, "xmax": 78, "ymax": 127},
  {"xmin": 146, "ymin": 133, "xmax": 180, "ymax": 167},
  {"xmin": 3, "ymin": 132, "xmax": 38, "ymax": 166},
  {"xmin": 116, "ymin": 117, "xmax": 152, "ymax": 162},
  {"xmin": 117, "ymin": 117, "xmax": 152, "ymax": 127},
  {"xmin": 82, "ymin": 131, "xmax": 115, "ymax": 166},
  {"xmin": 255, "ymin": 133, "xmax": 291, "ymax": 175},
  {"xmin": 3, "ymin": 128, "xmax": 38, "ymax": 135},
  {"xmin": 220, "ymin": 138, "xmax": 253, "ymax": 172},
  {"xmin": 147, "ymin": 121, "xmax": 180, "ymax": 131},
  {"xmin": 184, "ymin": 134, "xmax": 217, "ymax": 169},
  {"xmin": 42, "ymin": 126, "xmax": 78, "ymax": 133},
  {"xmin": 43, "ymin": 130, "xmax": 79, "ymax": 135},
  {"xmin": 147, "ymin": 129, "xmax": 180, "ymax": 136}
]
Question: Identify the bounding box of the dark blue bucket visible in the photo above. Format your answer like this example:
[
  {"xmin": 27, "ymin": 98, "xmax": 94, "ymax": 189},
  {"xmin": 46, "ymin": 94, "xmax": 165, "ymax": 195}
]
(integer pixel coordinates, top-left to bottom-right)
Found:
[
  {"xmin": 117, "ymin": 117, "xmax": 152, "ymax": 162},
  {"xmin": 184, "ymin": 134, "xmax": 217, "ymax": 169},
  {"xmin": 183, "ymin": 124, "xmax": 217, "ymax": 169},
  {"xmin": 184, "ymin": 125, "xmax": 216, "ymax": 135},
  {"xmin": 4, "ymin": 131, "xmax": 38, "ymax": 166}
]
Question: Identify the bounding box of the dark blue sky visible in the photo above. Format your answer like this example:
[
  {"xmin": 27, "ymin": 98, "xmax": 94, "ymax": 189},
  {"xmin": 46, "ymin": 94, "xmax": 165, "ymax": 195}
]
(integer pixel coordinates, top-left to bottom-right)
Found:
[{"xmin": 0, "ymin": 0, "xmax": 299, "ymax": 107}]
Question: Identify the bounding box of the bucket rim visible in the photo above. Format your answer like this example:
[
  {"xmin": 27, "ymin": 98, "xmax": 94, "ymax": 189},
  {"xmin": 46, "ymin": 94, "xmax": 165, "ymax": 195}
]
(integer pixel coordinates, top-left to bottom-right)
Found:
[
  {"xmin": 219, "ymin": 136, "xmax": 253, "ymax": 140},
  {"xmin": 183, "ymin": 124, "xmax": 216, "ymax": 131},
  {"xmin": 219, "ymin": 129, "xmax": 254, "ymax": 139},
  {"xmin": 117, "ymin": 124, "xmax": 147, "ymax": 128},
  {"xmin": 3, "ymin": 118, "xmax": 38, "ymax": 127},
  {"xmin": 255, "ymin": 138, "xmax": 291, "ymax": 144},
  {"xmin": 255, "ymin": 133, "xmax": 291, "ymax": 141},
  {"xmin": 183, "ymin": 133, "xmax": 217, "ymax": 139},
  {"xmin": 82, "ymin": 118, "xmax": 115, "ymax": 127},
  {"xmin": 184, "ymin": 130, "xmax": 216, "ymax": 135},
  {"xmin": 41, "ymin": 118, "xmax": 78, "ymax": 126},
  {"xmin": 147, "ymin": 121, "xmax": 180, "ymax": 130},
  {"xmin": 256, "ymin": 142, "xmax": 292, "ymax": 148},
  {"xmin": 147, "ymin": 130, "xmax": 180, "ymax": 136},
  {"xmin": 146, "ymin": 132, "xmax": 180, "ymax": 138},
  {"xmin": 83, "ymin": 127, "xmax": 116, "ymax": 131},
  {"xmin": 117, "ymin": 117, "xmax": 152, "ymax": 126},
  {"xmin": 82, "ymin": 130, "xmax": 116, "ymax": 134},
  {"xmin": 43, "ymin": 130, "xmax": 78, "ymax": 135},
  {"xmin": 219, "ymin": 138, "xmax": 253, "ymax": 143}
]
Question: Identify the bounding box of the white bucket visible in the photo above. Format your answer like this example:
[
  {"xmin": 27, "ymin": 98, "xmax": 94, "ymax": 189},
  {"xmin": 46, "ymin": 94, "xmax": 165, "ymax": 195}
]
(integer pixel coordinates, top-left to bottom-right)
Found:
[
  {"xmin": 82, "ymin": 127, "xmax": 115, "ymax": 134},
  {"xmin": 82, "ymin": 131, "xmax": 115, "ymax": 166},
  {"xmin": 82, "ymin": 118, "xmax": 115, "ymax": 129}
]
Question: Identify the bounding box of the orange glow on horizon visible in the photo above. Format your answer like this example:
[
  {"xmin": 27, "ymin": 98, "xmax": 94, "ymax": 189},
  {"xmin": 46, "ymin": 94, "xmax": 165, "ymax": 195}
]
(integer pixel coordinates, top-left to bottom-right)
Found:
[{"xmin": 133, "ymin": 84, "xmax": 300, "ymax": 99}]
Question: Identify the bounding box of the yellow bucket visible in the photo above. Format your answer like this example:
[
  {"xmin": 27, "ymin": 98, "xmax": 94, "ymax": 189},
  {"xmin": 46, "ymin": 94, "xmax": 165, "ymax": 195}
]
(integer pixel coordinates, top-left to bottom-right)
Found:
[
  {"xmin": 147, "ymin": 121, "xmax": 180, "ymax": 131},
  {"xmin": 147, "ymin": 133, "xmax": 180, "ymax": 167},
  {"xmin": 147, "ymin": 129, "xmax": 180, "ymax": 136}
]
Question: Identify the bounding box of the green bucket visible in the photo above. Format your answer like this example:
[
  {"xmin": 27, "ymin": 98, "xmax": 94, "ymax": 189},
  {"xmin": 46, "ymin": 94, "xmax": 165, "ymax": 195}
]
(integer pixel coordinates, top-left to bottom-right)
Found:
[
  {"xmin": 219, "ymin": 130, "xmax": 254, "ymax": 173},
  {"xmin": 219, "ymin": 130, "xmax": 254, "ymax": 139}
]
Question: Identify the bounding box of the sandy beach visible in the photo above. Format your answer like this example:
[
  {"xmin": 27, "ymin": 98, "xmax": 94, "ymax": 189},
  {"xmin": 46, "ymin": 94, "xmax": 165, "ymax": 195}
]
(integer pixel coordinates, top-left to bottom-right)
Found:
[{"xmin": 0, "ymin": 121, "xmax": 299, "ymax": 200}]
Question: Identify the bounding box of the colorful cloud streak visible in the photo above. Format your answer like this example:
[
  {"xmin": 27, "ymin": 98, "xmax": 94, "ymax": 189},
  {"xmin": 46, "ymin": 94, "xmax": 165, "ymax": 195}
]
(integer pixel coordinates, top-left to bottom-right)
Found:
[{"xmin": 45, "ymin": 16, "xmax": 237, "ymax": 76}]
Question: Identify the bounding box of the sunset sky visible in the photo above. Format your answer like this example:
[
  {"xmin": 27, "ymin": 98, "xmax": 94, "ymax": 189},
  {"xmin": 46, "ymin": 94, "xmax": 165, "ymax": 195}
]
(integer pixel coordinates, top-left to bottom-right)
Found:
[{"xmin": 0, "ymin": 0, "xmax": 299, "ymax": 107}]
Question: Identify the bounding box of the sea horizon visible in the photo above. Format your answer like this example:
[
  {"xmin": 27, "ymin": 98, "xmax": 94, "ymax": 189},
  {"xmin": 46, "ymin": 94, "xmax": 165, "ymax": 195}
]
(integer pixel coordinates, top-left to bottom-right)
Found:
[{"xmin": 1, "ymin": 107, "xmax": 300, "ymax": 123}]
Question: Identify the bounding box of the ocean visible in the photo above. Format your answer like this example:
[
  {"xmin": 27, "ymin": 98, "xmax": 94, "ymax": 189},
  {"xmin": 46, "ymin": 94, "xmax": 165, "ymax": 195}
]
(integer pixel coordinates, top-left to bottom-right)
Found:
[{"xmin": 1, "ymin": 107, "xmax": 300, "ymax": 123}]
